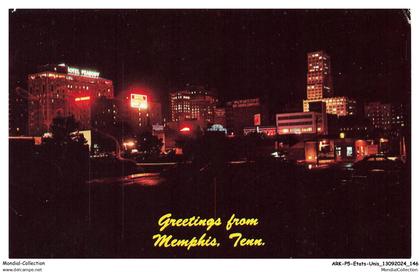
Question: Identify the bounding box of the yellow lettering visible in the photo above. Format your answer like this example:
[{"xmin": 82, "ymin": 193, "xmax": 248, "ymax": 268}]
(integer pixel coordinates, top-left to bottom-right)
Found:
[
  {"xmin": 226, "ymin": 214, "xmax": 236, "ymax": 231},
  {"xmin": 228, "ymin": 232, "xmax": 265, "ymax": 247},
  {"xmin": 229, "ymin": 232, "xmax": 242, "ymax": 247},
  {"xmin": 152, "ymin": 234, "xmax": 172, "ymax": 247},
  {"xmin": 226, "ymin": 214, "xmax": 258, "ymax": 230},
  {"xmin": 158, "ymin": 213, "xmax": 172, "ymax": 232}
]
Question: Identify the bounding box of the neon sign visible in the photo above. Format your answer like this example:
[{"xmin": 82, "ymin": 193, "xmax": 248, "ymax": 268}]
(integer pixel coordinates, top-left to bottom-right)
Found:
[
  {"xmin": 68, "ymin": 67, "xmax": 80, "ymax": 76},
  {"xmin": 68, "ymin": 66, "xmax": 100, "ymax": 78},
  {"xmin": 81, "ymin": 70, "xmax": 100, "ymax": 78},
  {"xmin": 130, "ymin": 94, "xmax": 148, "ymax": 109},
  {"xmin": 75, "ymin": 96, "xmax": 91, "ymax": 102}
]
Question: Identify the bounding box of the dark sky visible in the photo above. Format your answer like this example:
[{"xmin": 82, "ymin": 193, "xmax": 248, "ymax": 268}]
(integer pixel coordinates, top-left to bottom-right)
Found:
[{"xmin": 9, "ymin": 9, "xmax": 411, "ymax": 112}]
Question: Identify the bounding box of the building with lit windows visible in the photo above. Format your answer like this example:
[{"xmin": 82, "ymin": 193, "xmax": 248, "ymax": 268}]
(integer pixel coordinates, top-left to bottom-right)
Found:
[
  {"xmin": 303, "ymin": 97, "xmax": 356, "ymax": 116},
  {"xmin": 169, "ymin": 86, "xmax": 218, "ymax": 124},
  {"xmin": 91, "ymin": 96, "xmax": 120, "ymax": 133},
  {"xmin": 364, "ymin": 102, "xmax": 407, "ymax": 130},
  {"xmin": 304, "ymin": 51, "xmax": 356, "ymax": 117},
  {"xmin": 276, "ymin": 111, "xmax": 327, "ymax": 135},
  {"xmin": 390, "ymin": 103, "xmax": 407, "ymax": 128},
  {"xmin": 364, "ymin": 102, "xmax": 392, "ymax": 130},
  {"xmin": 27, "ymin": 64, "xmax": 114, "ymax": 135},
  {"xmin": 307, "ymin": 51, "xmax": 333, "ymax": 100}
]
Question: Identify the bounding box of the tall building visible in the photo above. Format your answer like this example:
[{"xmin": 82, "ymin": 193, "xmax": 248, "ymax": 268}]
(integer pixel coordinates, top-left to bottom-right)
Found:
[
  {"xmin": 304, "ymin": 51, "xmax": 356, "ymax": 117},
  {"xmin": 307, "ymin": 51, "xmax": 333, "ymax": 100},
  {"xmin": 169, "ymin": 86, "xmax": 218, "ymax": 123},
  {"xmin": 27, "ymin": 64, "xmax": 114, "ymax": 135}
]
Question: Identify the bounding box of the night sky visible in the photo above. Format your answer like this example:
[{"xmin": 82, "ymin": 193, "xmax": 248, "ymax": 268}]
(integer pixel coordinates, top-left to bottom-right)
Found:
[{"xmin": 9, "ymin": 9, "xmax": 411, "ymax": 115}]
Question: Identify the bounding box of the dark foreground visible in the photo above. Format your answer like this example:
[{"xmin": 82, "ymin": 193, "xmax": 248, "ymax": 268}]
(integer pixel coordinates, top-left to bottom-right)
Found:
[{"xmin": 10, "ymin": 160, "xmax": 410, "ymax": 258}]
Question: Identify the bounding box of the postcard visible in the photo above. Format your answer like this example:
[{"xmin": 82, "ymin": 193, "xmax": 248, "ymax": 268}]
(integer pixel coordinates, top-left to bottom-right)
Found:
[{"xmin": 5, "ymin": 8, "xmax": 415, "ymax": 271}]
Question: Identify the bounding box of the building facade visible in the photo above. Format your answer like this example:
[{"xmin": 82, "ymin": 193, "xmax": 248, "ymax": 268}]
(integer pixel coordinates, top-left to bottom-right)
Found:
[
  {"xmin": 364, "ymin": 102, "xmax": 407, "ymax": 130},
  {"xmin": 276, "ymin": 111, "xmax": 327, "ymax": 135},
  {"xmin": 225, "ymin": 98, "xmax": 269, "ymax": 136},
  {"xmin": 27, "ymin": 64, "xmax": 114, "ymax": 135},
  {"xmin": 364, "ymin": 102, "xmax": 392, "ymax": 130},
  {"xmin": 307, "ymin": 51, "xmax": 333, "ymax": 100},
  {"xmin": 303, "ymin": 97, "xmax": 356, "ymax": 116},
  {"xmin": 391, "ymin": 103, "xmax": 407, "ymax": 128},
  {"xmin": 169, "ymin": 86, "xmax": 218, "ymax": 124}
]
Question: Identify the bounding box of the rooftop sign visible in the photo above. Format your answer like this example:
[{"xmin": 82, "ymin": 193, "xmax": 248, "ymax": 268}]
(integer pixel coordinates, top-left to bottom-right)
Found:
[{"xmin": 68, "ymin": 66, "xmax": 100, "ymax": 78}]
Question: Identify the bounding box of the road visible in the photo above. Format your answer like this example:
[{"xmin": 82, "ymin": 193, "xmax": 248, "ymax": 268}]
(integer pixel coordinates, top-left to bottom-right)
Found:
[{"xmin": 10, "ymin": 160, "xmax": 411, "ymax": 258}]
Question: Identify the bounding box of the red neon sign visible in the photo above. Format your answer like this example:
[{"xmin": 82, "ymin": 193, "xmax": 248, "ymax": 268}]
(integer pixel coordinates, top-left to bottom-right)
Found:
[{"xmin": 75, "ymin": 96, "xmax": 91, "ymax": 102}]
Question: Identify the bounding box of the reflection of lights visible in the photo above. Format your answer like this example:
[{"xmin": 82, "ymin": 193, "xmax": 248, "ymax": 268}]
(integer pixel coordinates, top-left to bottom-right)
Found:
[{"xmin": 180, "ymin": 127, "xmax": 191, "ymax": 132}]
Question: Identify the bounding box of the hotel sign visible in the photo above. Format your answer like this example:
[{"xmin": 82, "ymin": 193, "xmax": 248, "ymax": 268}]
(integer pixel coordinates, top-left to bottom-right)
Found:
[{"xmin": 68, "ymin": 66, "xmax": 100, "ymax": 78}]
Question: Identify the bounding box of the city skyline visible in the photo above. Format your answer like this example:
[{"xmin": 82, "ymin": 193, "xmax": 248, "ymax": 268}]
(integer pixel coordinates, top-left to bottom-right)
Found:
[{"xmin": 10, "ymin": 9, "xmax": 410, "ymax": 111}]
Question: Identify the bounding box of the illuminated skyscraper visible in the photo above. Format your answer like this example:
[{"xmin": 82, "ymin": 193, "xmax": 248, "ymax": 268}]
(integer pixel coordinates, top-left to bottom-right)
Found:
[
  {"xmin": 307, "ymin": 51, "xmax": 333, "ymax": 100},
  {"xmin": 304, "ymin": 51, "xmax": 356, "ymax": 117}
]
